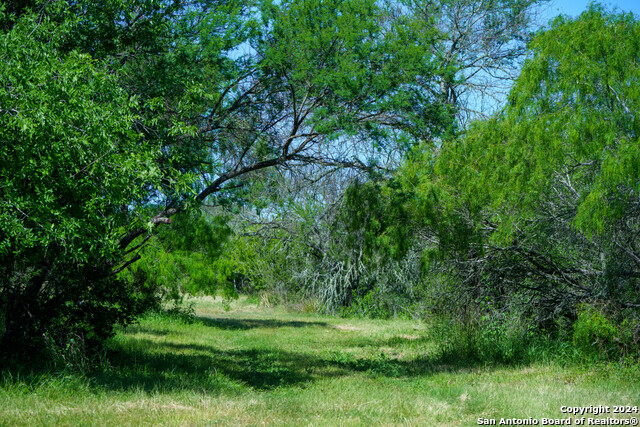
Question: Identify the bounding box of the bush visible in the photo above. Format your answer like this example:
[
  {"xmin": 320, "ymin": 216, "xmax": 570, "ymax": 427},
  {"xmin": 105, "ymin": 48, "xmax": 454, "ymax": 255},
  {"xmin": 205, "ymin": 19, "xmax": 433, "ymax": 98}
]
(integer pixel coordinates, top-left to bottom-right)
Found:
[
  {"xmin": 429, "ymin": 303, "xmax": 556, "ymax": 365},
  {"xmin": 0, "ymin": 260, "xmax": 162, "ymax": 361},
  {"xmin": 572, "ymin": 304, "xmax": 640, "ymax": 360},
  {"xmin": 0, "ymin": 4, "xmax": 162, "ymax": 358}
]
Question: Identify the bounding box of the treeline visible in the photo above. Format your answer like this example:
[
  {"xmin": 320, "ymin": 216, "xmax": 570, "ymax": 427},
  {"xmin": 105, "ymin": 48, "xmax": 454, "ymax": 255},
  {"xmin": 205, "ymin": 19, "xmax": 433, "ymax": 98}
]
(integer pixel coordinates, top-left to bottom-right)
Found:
[
  {"xmin": 1, "ymin": 0, "xmax": 638, "ymax": 362},
  {"xmin": 0, "ymin": 0, "xmax": 460, "ymax": 358},
  {"xmin": 191, "ymin": 4, "xmax": 640, "ymax": 361}
]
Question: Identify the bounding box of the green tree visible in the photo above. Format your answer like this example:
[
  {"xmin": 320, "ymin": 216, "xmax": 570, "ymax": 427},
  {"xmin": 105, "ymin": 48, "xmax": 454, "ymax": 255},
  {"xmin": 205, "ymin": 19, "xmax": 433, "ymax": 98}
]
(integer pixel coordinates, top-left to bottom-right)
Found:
[
  {"xmin": 0, "ymin": 0, "xmax": 451, "ymax": 356},
  {"xmin": 235, "ymin": 0, "xmax": 549, "ymax": 316},
  {"xmin": 117, "ymin": 0, "xmax": 452, "ymax": 310},
  {"xmin": 0, "ymin": 3, "xmax": 164, "ymax": 354},
  {"xmin": 418, "ymin": 4, "xmax": 640, "ymax": 324},
  {"xmin": 403, "ymin": 0, "xmax": 548, "ymax": 123}
]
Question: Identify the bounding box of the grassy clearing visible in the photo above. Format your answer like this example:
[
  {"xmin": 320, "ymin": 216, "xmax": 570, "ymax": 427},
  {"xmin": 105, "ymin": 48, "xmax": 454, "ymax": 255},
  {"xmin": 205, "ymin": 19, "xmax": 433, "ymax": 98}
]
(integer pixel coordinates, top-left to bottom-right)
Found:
[{"xmin": 1, "ymin": 296, "xmax": 639, "ymax": 426}]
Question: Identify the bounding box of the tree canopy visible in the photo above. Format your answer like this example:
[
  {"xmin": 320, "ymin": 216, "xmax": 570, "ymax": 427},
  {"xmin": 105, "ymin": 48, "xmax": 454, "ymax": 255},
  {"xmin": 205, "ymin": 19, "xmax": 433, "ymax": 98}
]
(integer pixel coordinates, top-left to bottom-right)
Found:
[
  {"xmin": 401, "ymin": 4, "xmax": 640, "ymax": 323},
  {"xmin": 1, "ymin": 0, "xmax": 638, "ymax": 360},
  {"xmin": 0, "ymin": 0, "xmax": 451, "ymax": 355}
]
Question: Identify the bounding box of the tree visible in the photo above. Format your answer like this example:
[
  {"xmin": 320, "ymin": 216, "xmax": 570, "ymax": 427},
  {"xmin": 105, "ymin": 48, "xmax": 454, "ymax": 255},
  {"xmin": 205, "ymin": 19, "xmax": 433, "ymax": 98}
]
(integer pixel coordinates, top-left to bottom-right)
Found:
[
  {"xmin": 0, "ymin": 3, "xmax": 165, "ymax": 354},
  {"xmin": 402, "ymin": 0, "xmax": 548, "ymax": 124},
  {"xmin": 227, "ymin": 0, "xmax": 549, "ymax": 316},
  {"xmin": 416, "ymin": 4, "xmax": 640, "ymax": 324},
  {"xmin": 114, "ymin": 0, "xmax": 454, "ymax": 309},
  {"xmin": 0, "ymin": 0, "xmax": 449, "ymax": 356}
]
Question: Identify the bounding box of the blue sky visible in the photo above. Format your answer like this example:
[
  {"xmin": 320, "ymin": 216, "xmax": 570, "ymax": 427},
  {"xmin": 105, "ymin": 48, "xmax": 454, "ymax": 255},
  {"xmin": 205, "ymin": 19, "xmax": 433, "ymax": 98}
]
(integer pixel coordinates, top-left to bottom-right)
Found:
[{"xmin": 543, "ymin": 0, "xmax": 640, "ymax": 24}]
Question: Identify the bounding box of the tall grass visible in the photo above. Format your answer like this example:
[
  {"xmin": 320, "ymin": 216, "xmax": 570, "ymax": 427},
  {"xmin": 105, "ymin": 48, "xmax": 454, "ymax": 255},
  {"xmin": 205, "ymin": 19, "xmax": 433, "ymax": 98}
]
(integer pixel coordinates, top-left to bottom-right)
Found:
[{"xmin": 1, "ymin": 296, "xmax": 639, "ymax": 426}]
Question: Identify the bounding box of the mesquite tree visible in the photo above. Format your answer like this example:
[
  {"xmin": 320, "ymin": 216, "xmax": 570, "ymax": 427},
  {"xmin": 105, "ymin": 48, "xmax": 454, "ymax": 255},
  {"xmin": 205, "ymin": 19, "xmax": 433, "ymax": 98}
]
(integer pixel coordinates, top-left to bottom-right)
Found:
[
  {"xmin": 412, "ymin": 4, "xmax": 640, "ymax": 324},
  {"xmin": 227, "ymin": 0, "xmax": 548, "ymax": 314},
  {"xmin": 0, "ymin": 0, "xmax": 447, "ymax": 355}
]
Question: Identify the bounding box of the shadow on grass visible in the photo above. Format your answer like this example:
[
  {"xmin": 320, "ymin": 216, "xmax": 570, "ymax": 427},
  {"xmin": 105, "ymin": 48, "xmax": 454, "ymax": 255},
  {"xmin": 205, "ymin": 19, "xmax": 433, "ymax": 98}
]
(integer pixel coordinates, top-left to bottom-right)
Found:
[
  {"xmin": 1, "ymin": 317, "xmax": 530, "ymax": 395},
  {"xmin": 83, "ymin": 335, "xmax": 502, "ymax": 394},
  {"xmin": 194, "ymin": 316, "xmax": 331, "ymax": 331}
]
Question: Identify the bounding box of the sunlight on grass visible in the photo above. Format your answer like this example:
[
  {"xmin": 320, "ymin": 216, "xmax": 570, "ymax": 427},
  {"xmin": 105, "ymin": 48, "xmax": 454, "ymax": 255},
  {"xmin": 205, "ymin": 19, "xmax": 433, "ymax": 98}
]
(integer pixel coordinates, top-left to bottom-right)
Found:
[{"xmin": 2, "ymin": 296, "xmax": 639, "ymax": 426}]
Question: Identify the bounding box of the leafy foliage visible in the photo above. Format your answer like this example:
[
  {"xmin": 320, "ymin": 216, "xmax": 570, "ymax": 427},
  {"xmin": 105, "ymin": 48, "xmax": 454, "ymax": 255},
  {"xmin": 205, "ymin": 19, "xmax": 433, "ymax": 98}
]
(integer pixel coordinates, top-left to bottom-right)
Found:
[
  {"xmin": 2, "ymin": 0, "xmax": 450, "ymax": 357},
  {"xmin": 3, "ymin": 0, "xmax": 638, "ymax": 364},
  {"xmin": 404, "ymin": 5, "xmax": 640, "ymax": 335},
  {"xmin": 0, "ymin": 3, "xmax": 163, "ymax": 355},
  {"xmin": 124, "ymin": 210, "xmax": 236, "ymax": 301}
]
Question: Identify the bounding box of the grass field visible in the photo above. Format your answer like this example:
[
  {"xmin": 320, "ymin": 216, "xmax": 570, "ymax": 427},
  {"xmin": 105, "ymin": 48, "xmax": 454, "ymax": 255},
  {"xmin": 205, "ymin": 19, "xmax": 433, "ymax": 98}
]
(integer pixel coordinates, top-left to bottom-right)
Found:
[{"xmin": 1, "ymin": 296, "xmax": 639, "ymax": 426}]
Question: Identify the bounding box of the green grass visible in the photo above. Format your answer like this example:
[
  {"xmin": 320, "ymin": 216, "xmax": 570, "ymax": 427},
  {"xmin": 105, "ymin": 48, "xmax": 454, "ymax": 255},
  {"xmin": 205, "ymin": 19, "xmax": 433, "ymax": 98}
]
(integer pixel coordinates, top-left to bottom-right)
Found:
[{"xmin": 1, "ymin": 296, "xmax": 639, "ymax": 426}]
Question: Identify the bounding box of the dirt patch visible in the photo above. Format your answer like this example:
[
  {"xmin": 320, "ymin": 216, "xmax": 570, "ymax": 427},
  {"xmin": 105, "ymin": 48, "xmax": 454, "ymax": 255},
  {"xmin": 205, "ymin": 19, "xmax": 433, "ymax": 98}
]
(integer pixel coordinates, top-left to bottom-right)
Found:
[
  {"xmin": 335, "ymin": 324, "xmax": 362, "ymax": 331},
  {"xmin": 398, "ymin": 334, "xmax": 419, "ymax": 340}
]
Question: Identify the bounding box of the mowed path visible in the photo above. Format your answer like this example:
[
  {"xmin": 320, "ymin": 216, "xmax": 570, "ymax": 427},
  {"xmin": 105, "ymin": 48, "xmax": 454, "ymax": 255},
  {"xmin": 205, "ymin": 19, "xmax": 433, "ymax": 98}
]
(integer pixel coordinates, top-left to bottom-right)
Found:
[{"xmin": 1, "ymin": 296, "xmax": 639, "ymax": 426}]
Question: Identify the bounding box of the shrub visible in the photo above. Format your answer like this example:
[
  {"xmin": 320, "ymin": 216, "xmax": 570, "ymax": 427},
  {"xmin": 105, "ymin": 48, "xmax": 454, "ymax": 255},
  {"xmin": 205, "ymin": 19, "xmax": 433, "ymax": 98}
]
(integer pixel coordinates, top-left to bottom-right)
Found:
[{"xmin": 572, "ymin": 304, "xmax": 639, "ymax": 360}]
